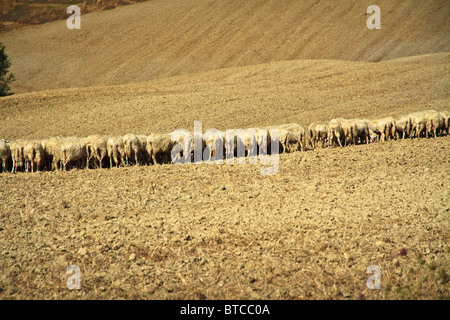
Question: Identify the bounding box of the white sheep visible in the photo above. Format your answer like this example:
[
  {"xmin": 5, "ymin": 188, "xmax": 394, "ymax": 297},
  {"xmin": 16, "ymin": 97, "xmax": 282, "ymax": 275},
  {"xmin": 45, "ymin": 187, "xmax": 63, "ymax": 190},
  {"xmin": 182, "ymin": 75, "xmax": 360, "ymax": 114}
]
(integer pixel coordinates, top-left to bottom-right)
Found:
[
  {"xmin": 367, "ymin": 119, "xmax": 387, "ymax": 142},
  {"xmin": 41, "ymin": 136, "xmax": 64, "ymax": 171},
  {"xmin": 255, "ymin": 128, "xmax": 271, "ymax": 156},
  {"xmin": 203, "ymin": 129, "xmax": 225, "ymax": 162},
  {"xmin": 409, "ymin": 111, "xmax": 428, "ymax": 139},
  {"xmin": 85, "ymin": 135, "xmax": 108, "ymax": 169},
  {"xmin": 122, "ymin": 133, "xmax": 140, "ymax": 166},
  {"xmin": 338, "ymin": 118, "xmax": 354, "ymax": 146},
  {"xmin": 224, "ymin": 128, "xmax": 266, "ymax": 162},
  {"xmin": 383, "ymin": 117, "xmax": 397, "ymax": 140},
  {"xmin": 107, "ymin": 136, "xmax": 125, "ymax": 168},
  {"xmin": 440, "ymin": 111, "xmax": 449, "ymax": 134},
  {"xmin": 23, "ymin": 140, "xmax": 45, "ymax": 173},
  {"xmin": 171, "ymin": 129, "xmax": 193, "ymax": 164},
  {"xmin": 425, "ymin": 110, "xmax": 445, "ymax": 138},
  {"xmin": 394, "ymin": 115, "xmax": 412, "ymax": 139},
  {"xmin": 0, "ymin": 139, "xmax": 11, "ymax": 173},
  {"xmin": 146, "ymin": 133, "xmax": 174, "ymax": 165},
  {"xmin": 136, "ymin": 134, "xmax": 149, "ymax": 165},
  {"xmin": 9, "ymin": 139, "xmax": 27, "ymax": 173},
  {"xmin": 351, "ymin": 119, "xmax": 371, "ymax": 145},
  {"xmin": 307, "ymin": 121, "xmax": 328, "ymax": 149},
  {"xmin": 60, "ymin": 138, "xmax": 87, "ymax": 170},
  {"xmin": 264, "ymin": 126, "xmax": 289, "ymax": 153},
  {"xmin": 280, "ymin": 123, "xmax": 306, "ymax": 152},
  {"xmin": 327, "ymin": 119, "xmax": 345, "ymax": 147},
  {"xmin": 368, "ymin": 128, "xmax": 378, "ymax": 143}
]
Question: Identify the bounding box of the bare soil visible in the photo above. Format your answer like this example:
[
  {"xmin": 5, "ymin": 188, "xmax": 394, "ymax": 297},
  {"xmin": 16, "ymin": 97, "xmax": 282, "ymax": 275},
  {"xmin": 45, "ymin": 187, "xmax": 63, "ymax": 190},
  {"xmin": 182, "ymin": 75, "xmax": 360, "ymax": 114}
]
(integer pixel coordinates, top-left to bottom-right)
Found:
[
  {"xmin": 1, "ymin": 0, "xmax": 449, "ymax": 94},
  {"xmin": 0, "ymin": 137, "xmax": 448, "ymax": 299},
  {"xmin": 0, "ymin": 0, "xmax": 449, "ymax": 300}
]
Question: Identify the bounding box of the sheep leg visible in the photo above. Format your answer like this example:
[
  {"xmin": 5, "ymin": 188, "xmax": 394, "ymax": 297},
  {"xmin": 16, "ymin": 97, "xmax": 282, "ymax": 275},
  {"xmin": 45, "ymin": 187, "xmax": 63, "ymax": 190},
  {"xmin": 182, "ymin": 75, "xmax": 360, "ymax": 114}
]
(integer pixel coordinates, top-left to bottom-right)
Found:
[{"xmin": 337, "ymin": 135, "xmax": 343, "ymax": 148}]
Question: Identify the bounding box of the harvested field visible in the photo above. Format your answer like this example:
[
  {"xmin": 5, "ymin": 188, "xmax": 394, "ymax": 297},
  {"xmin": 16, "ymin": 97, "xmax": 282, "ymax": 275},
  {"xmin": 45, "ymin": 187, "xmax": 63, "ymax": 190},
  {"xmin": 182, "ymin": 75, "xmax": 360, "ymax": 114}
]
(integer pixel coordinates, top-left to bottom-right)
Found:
[
  {"xmin": 0, "ymin": 0, "xmax": 449, "ymax": 300},
  {"xmin": 0, "ymin": 137, "xmax": 449, "ymax": 299}
]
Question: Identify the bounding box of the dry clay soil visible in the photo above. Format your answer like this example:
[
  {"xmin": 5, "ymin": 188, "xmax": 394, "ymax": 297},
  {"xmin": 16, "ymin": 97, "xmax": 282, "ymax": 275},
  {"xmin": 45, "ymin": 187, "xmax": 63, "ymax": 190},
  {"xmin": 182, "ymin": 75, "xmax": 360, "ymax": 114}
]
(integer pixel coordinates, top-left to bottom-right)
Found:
[
  {"xmin": 0, "ymin": 138, "xmax": 449, "ymax": 300},
  {"xmin": 0, "ymin": 0, "xmax": 449, "ymax": 300}
]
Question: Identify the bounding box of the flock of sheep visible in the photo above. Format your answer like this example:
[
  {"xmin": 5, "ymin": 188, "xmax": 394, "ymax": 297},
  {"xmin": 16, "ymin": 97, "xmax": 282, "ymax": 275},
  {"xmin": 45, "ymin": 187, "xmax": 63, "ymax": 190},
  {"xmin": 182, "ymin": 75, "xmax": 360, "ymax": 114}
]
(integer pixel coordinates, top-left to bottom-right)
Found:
[{"xmin": 0, "ymin": 109, "xmax": 448, "ymax": 174}]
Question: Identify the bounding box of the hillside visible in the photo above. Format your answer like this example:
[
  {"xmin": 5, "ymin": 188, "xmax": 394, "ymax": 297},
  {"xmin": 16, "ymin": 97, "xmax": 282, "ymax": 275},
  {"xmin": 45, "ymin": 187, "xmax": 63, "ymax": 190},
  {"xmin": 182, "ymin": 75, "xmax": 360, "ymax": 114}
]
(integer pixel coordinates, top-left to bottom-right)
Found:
[
  {"xmin": 0, "ymin": 1, "xmax": 449, "ymax": 301},
  {"xmin": 0, "ymin": 0, "xmax": 148, "ymax": 32},
  {"xmin": 1, "ymin": 52, "xmax": 449, "ymax": 140},
  {"xmin": 1, "ymin": 0, "xmax": 449, "ymax": 93}
]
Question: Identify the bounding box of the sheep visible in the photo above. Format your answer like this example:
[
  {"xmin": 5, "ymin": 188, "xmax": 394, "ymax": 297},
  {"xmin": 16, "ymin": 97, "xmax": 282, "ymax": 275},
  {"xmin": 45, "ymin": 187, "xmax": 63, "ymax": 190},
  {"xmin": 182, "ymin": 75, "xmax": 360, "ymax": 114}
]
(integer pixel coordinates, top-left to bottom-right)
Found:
[
  {"xmin": 367, "ymin": 117, "xmax": 396, "ymax": 142},
  {"xmin": 280, "ymin": 123, "xmax": 306, "ymax": 152},
  {"xmin": 122, "ymin": 133, "xmax": 140, "ymax": 166},
  {"xmin": 85, "ymin": 135, "xmax": 108, "ymax": 169},
  {"xmin": 356, "ymin": 119, "xmax": 371, "ymax": 145},
  {"xmin": 136, "ymin": 134, "xmax": 149, "ymax": 165},
  {"xmin": 23, "ymin": 140, "xmax": 45, "ymax": 173},
  {"xmin": 394, "ymin": 115, "xmax": 412, "ymax": 139},
  {"xmin": 425, "ymin": 110, "xmax": 445, "ymax": 138},
  {"xmin": 327, "ymin": 119, "xmax": 345, "ymax": 147},
  {"xmin": 107, "ymin": 136, "xmax": 125, "ymax": 168},
  {"xmin": 409, "ymin": 111, "xmax": 428, "ymax": 139},
  {"xmin": 41, "ymin": 136, "xmax": 64, "ymax": 171},
  {"xmin": 338, "ymin": 118, "xmax": 355, "ymax": 146},
  {"xmin": 346, "ymin": 119, "xmax": 371, "ymax": 145},
  {"xmin": 440, "ymin": 111, "xmax": 449, "ymax": 134},
  {"xmin": 239, "ymin": 129, "xmax": 258, "ymax": 158},
  {"xmin": 60, "ymin": 138, "xmax": 87, "ymax": 170},
  {"xmin": 171, "ymin": 129, "xmax": 193, "ymax": 164},
  {"xmin": 223, "ymin": 129, "xmax": 244, "ymax": 160},
  {"xmin": 367, "ymin": 119, "xmax": 387, "ymax": 142},
  {"xmin": 146, "ymin": 133, "xmax": 174, "ymax": 165},
  {"xmin": 368, "ymin": 128, "xmax": 378, "ymax": 143},
  {"xmin": 190, "ymin": 131, "xmax": 205, "ymax": 163},
  {"xmin": 223, "ymin": 128, "xmax": 269, "ymax": 162},
  {"xmin": 308, "ymin": 121, "xmax": 328, "ymax": 149},
  {"xmin": 0, "ymin": 139, "xmax": 11, "ymax": 173},
  {"xmin": 380, "ymin": 117, "xmax": 396, "ymax": 140},
  {"xmin": 264, "ymin": 126, "xmax": 289, "ymax": 153},
  {"xmin": 23, "ymin": 142, "xmax": 34, "ymax": 172},
  {"xmin": 255, "ymin": 128, "xmax": 271, "ymax": 156},
  {"xmin": 203, "ymin": 129, "xmax": 225, "ymax": 162},
  {"xmin": 9, "ymin": 139, "xmax": 27, "ymax": 173}
]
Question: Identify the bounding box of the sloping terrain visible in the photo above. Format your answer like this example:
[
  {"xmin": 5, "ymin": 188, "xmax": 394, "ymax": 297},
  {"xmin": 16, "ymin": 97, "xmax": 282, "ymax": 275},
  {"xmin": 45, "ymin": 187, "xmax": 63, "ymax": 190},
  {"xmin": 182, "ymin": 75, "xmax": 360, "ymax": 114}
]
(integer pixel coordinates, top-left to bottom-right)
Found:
[
  {"xmin": 0, "ymin": 0, "xmax": 148, "ymax": 32},
  {"xmin": 1, "ymin": 52, "xmax": 449, "ymax": 140},
  {"xmin": 0, "ymin": 136, "xmax": 448, "ymax": 300},
  {"xmin": 0, "ymin": 52, "xmax": 448, "ymax": 299},
  {"xmin": 1, "ymin": 0, "xmax": 449, "ymax": 93},
  {"xmin": 0, "ymin": 1, "xmax": 449, "ymax": 301}
]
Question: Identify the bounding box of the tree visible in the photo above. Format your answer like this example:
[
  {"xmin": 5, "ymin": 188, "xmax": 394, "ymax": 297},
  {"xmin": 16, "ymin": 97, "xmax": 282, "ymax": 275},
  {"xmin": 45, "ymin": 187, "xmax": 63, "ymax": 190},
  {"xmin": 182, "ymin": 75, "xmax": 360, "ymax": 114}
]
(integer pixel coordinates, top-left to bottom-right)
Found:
[{"xmin": 0, "ymin": 42, "xmax": 15, "ymax": 96}]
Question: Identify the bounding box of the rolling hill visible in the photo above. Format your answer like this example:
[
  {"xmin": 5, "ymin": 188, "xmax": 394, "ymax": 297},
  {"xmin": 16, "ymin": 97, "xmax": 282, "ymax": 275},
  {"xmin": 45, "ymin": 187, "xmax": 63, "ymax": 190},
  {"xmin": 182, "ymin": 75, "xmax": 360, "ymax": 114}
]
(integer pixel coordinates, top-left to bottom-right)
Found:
[
  {"xmin": 0, "ymin": 0, "xmax": 449, "ymax": 301},
  {"xmin": 1, "ymin": 0, "xmax": 449, "ymax": 94}
]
